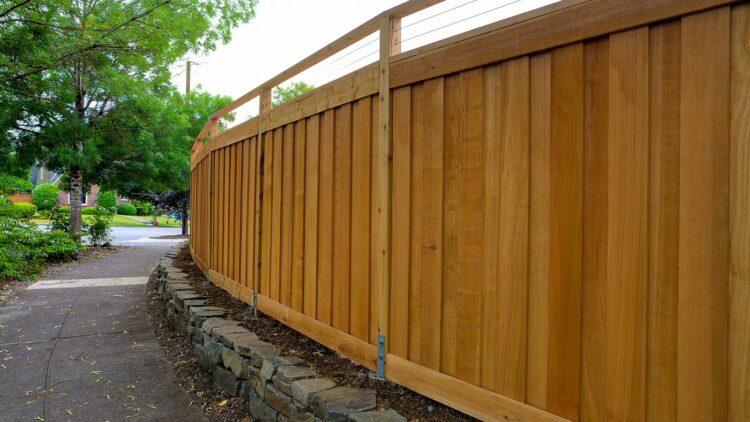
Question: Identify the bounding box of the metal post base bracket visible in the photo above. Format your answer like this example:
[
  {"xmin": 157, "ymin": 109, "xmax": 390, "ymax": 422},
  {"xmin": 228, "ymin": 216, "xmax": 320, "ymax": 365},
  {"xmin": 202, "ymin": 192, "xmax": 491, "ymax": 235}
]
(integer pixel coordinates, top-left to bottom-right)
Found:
[
  {"xmin": 252, "ymin": 291, "xmax": 258, "ymax": 318},
  {"xmin": 375, "ymin": 334, "xmax": 386, "ymax": 379}
]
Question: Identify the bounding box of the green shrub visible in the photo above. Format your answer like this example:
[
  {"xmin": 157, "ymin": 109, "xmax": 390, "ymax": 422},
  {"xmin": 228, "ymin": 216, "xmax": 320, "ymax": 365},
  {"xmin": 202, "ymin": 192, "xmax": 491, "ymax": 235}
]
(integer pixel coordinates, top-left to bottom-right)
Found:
[
  {"xmin": 84, "ymin": 208, "xmax": 112, "ymax": 246},
  {"xmin": 48, "ymin": 206, "xmax": 71, "ymax": 232},
  {"xmin": 0, "ymin": 218, "xmax": 84, "ymax": 280},
  {"xmin": 117, "ymin": 203, "xmax": 137, "ymax": 216},
  {"xmin": 132, "ymin": 199, "xmax": 154, "ymax": 216},
  {"xmin": 81, "ymin": 207, "xmax": 99, "ymax": 215},
  {"xmin": 32, "ymin": 183, "xmax": 60, "ymax": 210},
  {"xmin": 96, "ymin": 191, "xmax": 117, "ymax": 213},
  {"xmin": 0, "ymin": 202, "xmax": 37, "ymax": 219},
  {"xmin": 12, "ymin": 202, "xmax": 36, "ymax": 219}
]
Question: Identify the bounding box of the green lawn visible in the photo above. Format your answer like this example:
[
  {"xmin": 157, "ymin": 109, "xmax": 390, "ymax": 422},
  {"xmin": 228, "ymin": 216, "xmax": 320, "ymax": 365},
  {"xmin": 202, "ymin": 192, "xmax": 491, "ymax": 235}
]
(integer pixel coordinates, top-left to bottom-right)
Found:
[{"xmin": 32, "ymin": 214, "xmax": 184, "ymax": 228}]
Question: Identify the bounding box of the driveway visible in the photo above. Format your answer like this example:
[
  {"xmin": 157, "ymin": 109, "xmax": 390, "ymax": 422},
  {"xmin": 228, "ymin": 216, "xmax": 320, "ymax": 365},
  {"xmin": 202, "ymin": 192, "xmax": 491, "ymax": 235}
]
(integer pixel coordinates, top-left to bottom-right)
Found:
[{"xmin": 110, "ymin": 226, "xmax": 183, "ymax": 245}]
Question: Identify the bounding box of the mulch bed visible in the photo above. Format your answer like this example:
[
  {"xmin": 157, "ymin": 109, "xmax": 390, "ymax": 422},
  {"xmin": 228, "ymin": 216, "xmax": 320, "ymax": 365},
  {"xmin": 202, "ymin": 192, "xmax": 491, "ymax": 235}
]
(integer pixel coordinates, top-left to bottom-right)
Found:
[
  {"xmin": 156, "ymin": 244, "xmax": 474, "ymax": 422},
  {"xmin": 0, "ymin": 245, "xmax": 123, "ymax": 303}
]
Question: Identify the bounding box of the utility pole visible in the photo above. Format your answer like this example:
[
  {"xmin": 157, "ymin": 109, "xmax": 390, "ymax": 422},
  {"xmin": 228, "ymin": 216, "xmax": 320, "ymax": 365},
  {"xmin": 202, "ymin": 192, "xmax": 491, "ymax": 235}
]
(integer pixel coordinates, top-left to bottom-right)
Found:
[{"xmin": 185, "ymin": 60, "xmax": 191, "ymax": 96}]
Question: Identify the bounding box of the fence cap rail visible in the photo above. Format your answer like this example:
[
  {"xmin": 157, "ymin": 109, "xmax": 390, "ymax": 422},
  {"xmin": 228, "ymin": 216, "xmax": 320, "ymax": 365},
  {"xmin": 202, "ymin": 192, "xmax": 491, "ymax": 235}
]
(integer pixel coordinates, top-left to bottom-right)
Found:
[{"xmin": 191, "ymin": 0, "xmax": 447, "ymax": 156}]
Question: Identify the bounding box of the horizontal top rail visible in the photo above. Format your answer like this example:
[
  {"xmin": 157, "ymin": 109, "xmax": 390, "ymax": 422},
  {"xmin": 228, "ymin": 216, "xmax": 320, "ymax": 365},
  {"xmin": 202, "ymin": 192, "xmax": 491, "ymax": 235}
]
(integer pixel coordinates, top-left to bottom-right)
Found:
[
  {"xmin": 192, "ymin": 0, "xmax": 740, "ymax": 157},
  {"xmin": 191, "ymin": 0, "xmax": 447, "ymax": 154}
]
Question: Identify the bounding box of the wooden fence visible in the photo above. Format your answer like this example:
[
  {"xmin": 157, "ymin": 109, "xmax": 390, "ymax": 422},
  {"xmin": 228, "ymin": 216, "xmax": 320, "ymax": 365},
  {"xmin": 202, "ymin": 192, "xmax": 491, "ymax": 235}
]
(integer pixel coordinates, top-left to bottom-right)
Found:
[{"xmin": 189, "ymin": 0, "xmax": 750, "ymax": 420}]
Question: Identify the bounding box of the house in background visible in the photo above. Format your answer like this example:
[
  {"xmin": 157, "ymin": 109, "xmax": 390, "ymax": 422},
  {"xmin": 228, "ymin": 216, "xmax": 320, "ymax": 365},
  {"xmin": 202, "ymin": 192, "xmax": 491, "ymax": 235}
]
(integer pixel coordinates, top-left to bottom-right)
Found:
[{"xmin": 9, "ymin": 164, "xmax": 129, "ymax": 206}]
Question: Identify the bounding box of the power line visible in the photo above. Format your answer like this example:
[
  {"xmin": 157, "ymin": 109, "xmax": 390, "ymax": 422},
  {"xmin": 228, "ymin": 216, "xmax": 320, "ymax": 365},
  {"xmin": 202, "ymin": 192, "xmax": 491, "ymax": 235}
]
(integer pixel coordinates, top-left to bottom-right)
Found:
[{"xmin": 397, "ymin": 0, "xmax": 525, "ymax": 45}]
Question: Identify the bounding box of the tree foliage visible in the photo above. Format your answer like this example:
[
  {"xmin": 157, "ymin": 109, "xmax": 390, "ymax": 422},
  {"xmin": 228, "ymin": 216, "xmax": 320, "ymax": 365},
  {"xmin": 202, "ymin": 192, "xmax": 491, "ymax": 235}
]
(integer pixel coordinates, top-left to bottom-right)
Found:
[
  {"xmin": 0, "ymin": 0, "xmax": 256, "ymax": 234},
  {"xmin": 272, "ymin": 81, "xmax": 315, "ymax": 107},
  {"xmin": 31, "ymin": 182, "xmax": 59, "ymax": 210}
]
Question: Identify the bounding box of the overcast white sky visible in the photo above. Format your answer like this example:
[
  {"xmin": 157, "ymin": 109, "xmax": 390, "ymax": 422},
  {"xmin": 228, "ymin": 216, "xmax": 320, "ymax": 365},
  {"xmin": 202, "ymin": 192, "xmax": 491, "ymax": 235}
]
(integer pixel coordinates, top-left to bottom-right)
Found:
[{"xmin": 171, "ymin": 0, "xmax": 558, "ymax": 123}]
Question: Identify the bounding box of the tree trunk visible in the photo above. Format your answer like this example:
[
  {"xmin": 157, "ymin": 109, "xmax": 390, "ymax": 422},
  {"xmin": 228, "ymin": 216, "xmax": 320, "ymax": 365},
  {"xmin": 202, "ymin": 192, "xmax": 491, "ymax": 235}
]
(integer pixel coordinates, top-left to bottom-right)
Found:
[
  {"xmin": 181, "ymin": 197, "xmax": 188, "ymax": 235},
  {"xmin": 70, "ymin": 61, "xmax": 85, "ymax": 238},
  {"xmin": 69, "ymin": 160, "xmax": 83, "ymax": 237}
]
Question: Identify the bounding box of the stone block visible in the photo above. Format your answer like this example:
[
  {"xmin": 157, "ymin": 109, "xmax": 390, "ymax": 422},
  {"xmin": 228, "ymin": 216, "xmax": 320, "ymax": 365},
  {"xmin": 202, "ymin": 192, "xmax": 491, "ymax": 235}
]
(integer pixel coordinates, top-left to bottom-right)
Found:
[
  {"xmin": 213, "ymin": 365, "xmax": 240, "ymax": 396},
  {"xmin": 212, "ymin": 325, "xmax": 252, "ymax": 344},
  {"xmin": 204, "ymin": 337, "xmax": 225, "ymax": 367},
  {"xmin": 248, "ymin": 366, "xmax": 267, "ymax": 398},
  {"xmin": 234, "ymin": 339, "xmax": 279, "ymax": 366},
  {"xmin": 274, "ymin": 366, "xmax": 317, "ymax": 395},
  {"xmin": 291, "ymin": 378, "xmax": 336, "ymax": 407},
  {"xmin": 265, "ymin": 384, "xmax": 296, "ymax": 416},
  {"xmin": 310, "ymin": 387, "xmax": 376, "ymax": 422},
  {"xmin": 222, "ymin": 348, "xmax": 252, "ymax": 379},
  {"xmin": 189, "ymin": 306, "xmax": 227, "ymax": 325},
  {"xmin": 348, "ymin": 410, "xmax": 406, "ymax": 422},
  {"xmin": 202, "ymin": 317, "xmax": 241, "ymax": 335},
  {"xmin": 248, "ymin": 387, "xmax": 278, "ymax": 421},
  {"xmin": 174, "ymin": 291, "xmax": 204, "ymax": 310},
  {"xmin": 290, "ymin": 412, "xmax": 320, "ymax": 422},
  {"xmin": 221, "ymin": 332, "xmax": 260, "ymax": 349},
  {"xmin": 261, "ymin": 356, "xmax": 305, "ymax": 380},
  {"xmin": 183, "ymin": 299, "xmax": 209, "ymax": 311},
  {"xmin": 168, "ymin": 272, "xmax": 189, "ymax": 280},
  {"xmin": 239, "ymin": 381, "xmax": 255, "ymax": 406},
  {"xmin": 193, "ymin": 343, "xmax": 210, "ymax": 370}
]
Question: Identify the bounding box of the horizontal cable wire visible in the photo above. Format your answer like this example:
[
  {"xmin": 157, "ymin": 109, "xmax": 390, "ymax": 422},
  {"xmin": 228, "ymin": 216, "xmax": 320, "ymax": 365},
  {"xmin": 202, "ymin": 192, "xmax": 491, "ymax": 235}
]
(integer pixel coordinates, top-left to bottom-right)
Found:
[
  {"xmin": 395, "ymin": 0, "xmax": 480, "ymax": 31},
  {"xmin": 397, "ymin": 0, "xmax": 525, "ymax": 45}
]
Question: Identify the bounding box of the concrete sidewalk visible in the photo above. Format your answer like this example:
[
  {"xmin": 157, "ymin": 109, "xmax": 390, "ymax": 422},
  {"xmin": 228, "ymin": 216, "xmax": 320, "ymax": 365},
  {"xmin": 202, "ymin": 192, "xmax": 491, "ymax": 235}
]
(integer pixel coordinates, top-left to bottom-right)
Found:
[{"xmin": 0, "ymin": 242, "xmax": 206, "ymax": 421}]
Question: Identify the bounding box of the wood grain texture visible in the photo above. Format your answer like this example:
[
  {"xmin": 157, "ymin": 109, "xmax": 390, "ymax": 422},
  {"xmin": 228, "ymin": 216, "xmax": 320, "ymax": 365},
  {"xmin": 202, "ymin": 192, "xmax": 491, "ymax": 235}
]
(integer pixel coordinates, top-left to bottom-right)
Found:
[
  {"xmin": 410, "ymin": 77, "xmax": 444, "ymax": 370},
  {"xmin": 240, "ymin": 140, "xmax": 249, "ymax": 288},
  {"xmin": 546, "ymin": 43, "xmax": 583, "ymax": 421},
  {"xmin": 390, "ymin": 86, "xmax": 411, "ymax": 358},
  {"xmin": 317, "ymin": 110, "xmax": 334, "ymax": 325},
  {"xmin": 350, "ymin": 97, "xmax": 372, "ymax": 341},
  {"xmin": 580, "ymin": 35, "xmax": 609, "ymax": 422},
  {"xmin": 527, "ymin": 51, "xmax": 551, "ymax": 409},
  {"xmin": 281, "ymin": 124, "xmax": 295, "ymax": 306},
  {"xmin": 304, "ymin": 116, "xmax": 320, "ymax": 318},
  {"xmin": 442, "ymin": 69, "xmax": 483, "ymax": 383},
  {"xmin": 647, "ymin": 20, "xmax": 681, "ymax": 422},
  {"xmin": 678, "ymin": 8, "xmax": 730, "ymax": 421},
  {"xmin": 332, "ymin": 104, "xmax": 352, "ymax": 333},
  {"xmin": 389, "ymin": 0, "xmax": 738, "ymax": 87},
  {"xmin": 606, "ymin": 26, "xmax": 649, "ymax": 420},
  {"xmin": 368, "ymin": 97, "xmax": 381, "ymax": 345},
  {"xmin": 387, "ymin": 354, "xmax": 569, "ymax": 422},
  {"xmin": 480, "ymin": 57, "xmax": 529, "ymax": 400},
  {"xmin": 270, "ymin": 128, "xmax": 284, "ymax": 302},
  {"xmin": 261, "ymin": 133, "xmax": 274, "ymax": 296},
  {"xmin": 730, "ymin": 5, "xmax": 750, "ymax": 421},
  {"xmin": 292, "ymin": 121, "xmax": 306, "ymax": 311}
]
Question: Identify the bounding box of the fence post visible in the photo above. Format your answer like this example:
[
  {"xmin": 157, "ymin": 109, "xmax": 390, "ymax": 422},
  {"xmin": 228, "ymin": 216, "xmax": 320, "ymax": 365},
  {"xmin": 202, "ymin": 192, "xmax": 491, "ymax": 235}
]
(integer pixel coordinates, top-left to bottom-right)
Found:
[{"xmin": 376, "ymin": 13, "xmax": 401, "ymax": 379}]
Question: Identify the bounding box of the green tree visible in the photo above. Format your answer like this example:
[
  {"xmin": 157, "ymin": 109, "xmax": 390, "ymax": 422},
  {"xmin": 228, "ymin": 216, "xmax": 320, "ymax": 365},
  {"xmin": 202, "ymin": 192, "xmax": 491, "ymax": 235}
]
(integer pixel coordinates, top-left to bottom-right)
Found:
[
  {"xmin": 0, "ymin": 0, "xmax": 257, "ymax": 236},
  {"xmin": 32, "ymin": 182, "xmax": 59, "ymax": 210},
  {"xmin": 0, "ymin": 174, "xmax": 32, "ymax": 196},
  {"xmin": 272, "ymin": 81, "xmax": 315, "ymax": 107},
  {"xmin": 96, "ymin": 87, "xmax": 233, "ymax": 234},
  {"xmin": 96, "ymin": 190, "xmax": 116, "ymax": 213}
]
